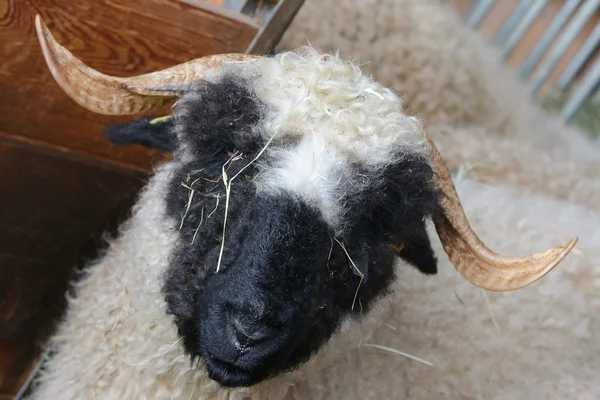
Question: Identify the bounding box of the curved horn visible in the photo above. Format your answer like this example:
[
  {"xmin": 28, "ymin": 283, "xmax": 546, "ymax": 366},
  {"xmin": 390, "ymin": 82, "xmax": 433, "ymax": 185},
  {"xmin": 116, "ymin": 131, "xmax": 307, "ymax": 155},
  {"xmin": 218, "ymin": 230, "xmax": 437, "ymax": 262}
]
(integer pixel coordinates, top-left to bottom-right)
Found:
[
  {"xmin": 35, "ymin": 15, "xmax": 260, "ymax": 115},
  {"xmin": 421, "ymin": 129, "xmax": 578, "ymax": 292}
]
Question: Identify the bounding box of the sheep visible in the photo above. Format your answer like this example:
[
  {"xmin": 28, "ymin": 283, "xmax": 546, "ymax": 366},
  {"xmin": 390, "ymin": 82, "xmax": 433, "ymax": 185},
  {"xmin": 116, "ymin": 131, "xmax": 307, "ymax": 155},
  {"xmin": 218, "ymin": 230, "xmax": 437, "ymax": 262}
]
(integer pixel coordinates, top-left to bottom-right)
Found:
[
  {"xmin": 28, "ymin": 14, "xmax": 590, "ymax": 400},
  {"xmin": 279, "ymin": 0, "xmax": 600, "ymax": 211}
]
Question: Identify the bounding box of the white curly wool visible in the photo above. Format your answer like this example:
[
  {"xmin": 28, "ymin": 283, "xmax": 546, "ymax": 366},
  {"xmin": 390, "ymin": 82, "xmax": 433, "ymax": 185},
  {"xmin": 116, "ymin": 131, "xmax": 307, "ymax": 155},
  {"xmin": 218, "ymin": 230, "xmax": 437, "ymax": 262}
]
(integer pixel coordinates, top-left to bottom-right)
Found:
[
  {"xmin": 218, "ymin": 47, "xmax": 427, "ymax": 232},
  {"xmin": 250, "ymin": 48, "xmax": 425, "ymax": 165}
]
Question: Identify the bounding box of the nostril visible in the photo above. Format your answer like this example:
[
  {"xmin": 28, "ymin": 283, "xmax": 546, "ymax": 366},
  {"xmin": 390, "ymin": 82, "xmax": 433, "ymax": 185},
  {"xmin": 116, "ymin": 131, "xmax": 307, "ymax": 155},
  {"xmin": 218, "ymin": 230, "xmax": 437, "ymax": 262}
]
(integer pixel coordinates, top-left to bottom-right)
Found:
[
  {"xmin": 230, "ymin": 315, "xmax": 251, "ymax": 345},
  {"xmin": 229, "ymin": 310, "xmax": 274, "ymax": 347}
]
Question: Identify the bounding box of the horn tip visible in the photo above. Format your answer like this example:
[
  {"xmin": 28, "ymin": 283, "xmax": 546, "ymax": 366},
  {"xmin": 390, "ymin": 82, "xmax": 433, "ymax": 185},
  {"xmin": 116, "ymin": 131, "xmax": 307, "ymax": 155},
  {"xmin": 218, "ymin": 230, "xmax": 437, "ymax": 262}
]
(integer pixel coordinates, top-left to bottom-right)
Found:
[
  {"xmin": 516, "ymin": 236, "xmax": 580, "ymax": 292},
  {"xmin": 470, "ymin": 236, "xmax": 580, "ymax": 293},
  {"xmin": 560, "ymin": 236, "xmax": 579, "ymax": 259},
  {"xmin": 35, "ymin": 14, "xmax": 55, "ymax": 63},
  {"xmin": 34, "ymin": 14, "xmax": 48, "ymax": 42}
]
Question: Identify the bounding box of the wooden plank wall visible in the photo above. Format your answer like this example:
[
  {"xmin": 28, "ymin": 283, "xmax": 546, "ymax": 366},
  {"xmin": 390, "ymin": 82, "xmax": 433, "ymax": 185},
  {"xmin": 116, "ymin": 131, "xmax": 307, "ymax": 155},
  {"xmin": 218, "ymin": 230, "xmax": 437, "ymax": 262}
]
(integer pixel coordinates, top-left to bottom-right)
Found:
[{"xmin": 0, "ymin": 0, "xmax": 258, "ymax": 396}]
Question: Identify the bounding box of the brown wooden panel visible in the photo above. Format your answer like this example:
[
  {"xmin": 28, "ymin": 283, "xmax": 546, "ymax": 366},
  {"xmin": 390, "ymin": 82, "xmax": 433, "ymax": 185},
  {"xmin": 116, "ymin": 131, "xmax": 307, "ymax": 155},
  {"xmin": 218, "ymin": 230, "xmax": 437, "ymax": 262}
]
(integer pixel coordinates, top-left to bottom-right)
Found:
[
  {"xmin": 0, "ymin": 0, "xmax": 258, "ymax": 171},
  {"xmin": 0, "ymin": 134, "xmax": 150, "ymax": 395}
]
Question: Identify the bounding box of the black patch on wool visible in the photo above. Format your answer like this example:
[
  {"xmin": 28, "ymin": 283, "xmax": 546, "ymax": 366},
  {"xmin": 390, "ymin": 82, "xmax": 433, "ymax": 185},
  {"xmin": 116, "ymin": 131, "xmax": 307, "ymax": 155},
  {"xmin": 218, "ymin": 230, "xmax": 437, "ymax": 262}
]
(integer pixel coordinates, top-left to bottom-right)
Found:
[
  {"xmin": 324, "ymin": 154, "xmax": 441, "ymax": 317},
  {"xmin": 185, "ymin": 195, "xmax": 337, "ymax": 386},
  {"xmin": 163, "ymin": 74, "xmax": 267, "ymax": 322},
  {"xmin": 160, "ymin": 73, "xmax": 441, "ymax": 388},
  {"xmin": 171, "ymin": 74, "xmax": 267, "ymax": 159},
  {"xmin": 103, "ymin": 116, "xmax": 179, "ymax": 151}
]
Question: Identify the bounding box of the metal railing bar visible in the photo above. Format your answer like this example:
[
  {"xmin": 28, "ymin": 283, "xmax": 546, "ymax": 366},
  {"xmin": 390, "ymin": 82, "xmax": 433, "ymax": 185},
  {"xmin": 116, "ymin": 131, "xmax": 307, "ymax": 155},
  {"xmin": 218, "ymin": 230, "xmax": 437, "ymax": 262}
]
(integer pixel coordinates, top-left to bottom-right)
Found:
[
  {"xmin": 556, "ymin": 21, "xmax": 600, "ymax": 91},
  {"xmin": 494, "ymin": 0, "xmax": 531, "ymax": 46},
  {"xmin": 561, "ymin": 55, "xmax": 600, "ymax": 120},
  {"xmin": 502, "ymin": 0, "xmax": 550, "ymax": 59},
  {"xmin": 465, "ymin": 0, "xmax": 497, "ymax": 29}
]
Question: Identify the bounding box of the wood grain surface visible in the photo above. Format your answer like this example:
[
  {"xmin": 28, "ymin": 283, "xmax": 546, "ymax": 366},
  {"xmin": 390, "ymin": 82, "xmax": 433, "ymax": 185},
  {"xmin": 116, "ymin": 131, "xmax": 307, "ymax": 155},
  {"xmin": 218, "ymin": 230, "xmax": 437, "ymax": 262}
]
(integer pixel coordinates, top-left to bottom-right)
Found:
[
  {"xmin": 0, "ymin": 134, "xmax": 147, "ymax": 396},
  {"xmin": 0, "ymin": 0, "xmax": 258, "ymax": 171}
]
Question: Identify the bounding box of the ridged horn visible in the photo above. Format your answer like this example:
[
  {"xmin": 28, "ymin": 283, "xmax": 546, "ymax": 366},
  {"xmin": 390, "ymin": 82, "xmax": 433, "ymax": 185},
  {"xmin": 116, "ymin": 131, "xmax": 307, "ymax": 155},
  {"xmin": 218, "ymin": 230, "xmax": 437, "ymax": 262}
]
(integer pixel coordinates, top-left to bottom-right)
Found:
[
  {"xmin": 421, "ymin": 129, "xmax": 578, "ymax": 292},
  {"xmin": 35, "ymin": 15, "xmax": 260, "ymax": 115}
]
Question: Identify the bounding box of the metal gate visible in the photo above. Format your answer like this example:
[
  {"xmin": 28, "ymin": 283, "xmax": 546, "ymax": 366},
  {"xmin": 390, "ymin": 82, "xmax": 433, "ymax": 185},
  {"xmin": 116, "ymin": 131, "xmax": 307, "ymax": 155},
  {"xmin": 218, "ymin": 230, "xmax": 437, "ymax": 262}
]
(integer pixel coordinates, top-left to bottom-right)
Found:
[{"xmin": 443, "ymin": 0, "xmax": 600, "ymax": 133}]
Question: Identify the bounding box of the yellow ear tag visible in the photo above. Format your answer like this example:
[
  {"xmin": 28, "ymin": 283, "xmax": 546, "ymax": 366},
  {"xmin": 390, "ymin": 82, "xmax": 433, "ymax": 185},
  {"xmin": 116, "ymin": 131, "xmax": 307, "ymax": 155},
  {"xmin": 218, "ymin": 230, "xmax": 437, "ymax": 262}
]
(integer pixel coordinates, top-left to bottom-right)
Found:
[{"xmin": 149, "ymin": 115, "xmax": 173, "ymax": 124}]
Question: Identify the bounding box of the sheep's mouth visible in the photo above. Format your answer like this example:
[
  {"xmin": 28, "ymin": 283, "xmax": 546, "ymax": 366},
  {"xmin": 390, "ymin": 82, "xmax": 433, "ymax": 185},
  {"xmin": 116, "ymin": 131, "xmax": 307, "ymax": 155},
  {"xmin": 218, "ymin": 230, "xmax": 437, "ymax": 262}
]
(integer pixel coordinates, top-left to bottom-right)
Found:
[{"xmin": 202, "ymin": 350, "xmax": 269, "ymax": 387}]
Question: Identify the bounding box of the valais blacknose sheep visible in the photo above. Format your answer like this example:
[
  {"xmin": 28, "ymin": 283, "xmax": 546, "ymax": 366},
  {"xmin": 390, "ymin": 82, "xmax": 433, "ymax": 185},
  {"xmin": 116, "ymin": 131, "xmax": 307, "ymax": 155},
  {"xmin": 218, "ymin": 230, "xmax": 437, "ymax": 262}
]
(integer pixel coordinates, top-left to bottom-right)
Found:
[{"xmin": 29, "ymin": 15, "xmax": 581, "ymax": 399}]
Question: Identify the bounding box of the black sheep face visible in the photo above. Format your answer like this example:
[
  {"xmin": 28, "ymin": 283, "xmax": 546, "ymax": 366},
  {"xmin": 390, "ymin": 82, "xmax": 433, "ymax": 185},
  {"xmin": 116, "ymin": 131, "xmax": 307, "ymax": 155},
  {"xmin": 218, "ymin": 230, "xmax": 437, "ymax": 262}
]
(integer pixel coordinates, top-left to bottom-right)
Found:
[{"xmin": 109, "ymin": 60, "xmax": 440, "ymax": 387}]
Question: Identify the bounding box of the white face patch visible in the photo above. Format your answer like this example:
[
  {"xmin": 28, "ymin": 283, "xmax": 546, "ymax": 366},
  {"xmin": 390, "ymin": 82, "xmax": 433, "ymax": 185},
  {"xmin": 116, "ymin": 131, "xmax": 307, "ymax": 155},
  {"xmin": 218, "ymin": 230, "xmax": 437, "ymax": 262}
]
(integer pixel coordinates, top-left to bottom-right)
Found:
[
  {"xmin": 253, "ymin": 132, "xmax": 359, "ymax": 232},
  {"xmin": 219, "ymin": 47, "xmax": 429, "ymax": 233}
]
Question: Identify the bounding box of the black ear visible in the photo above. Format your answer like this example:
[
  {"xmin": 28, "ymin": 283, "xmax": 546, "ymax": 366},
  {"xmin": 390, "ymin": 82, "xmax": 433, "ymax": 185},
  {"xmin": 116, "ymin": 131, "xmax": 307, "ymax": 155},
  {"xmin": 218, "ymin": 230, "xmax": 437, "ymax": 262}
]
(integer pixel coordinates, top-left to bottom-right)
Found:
[
  {"xmin": 103, "ymin": 116, "xmax": 179, "ymax": 152},
  {"xmin": 361, "ymin": 151, "xmax": 441, "ymax": 276},
  {"xmin": 391, "ymin": 219, "xmax": 438, "ymax": 275}
]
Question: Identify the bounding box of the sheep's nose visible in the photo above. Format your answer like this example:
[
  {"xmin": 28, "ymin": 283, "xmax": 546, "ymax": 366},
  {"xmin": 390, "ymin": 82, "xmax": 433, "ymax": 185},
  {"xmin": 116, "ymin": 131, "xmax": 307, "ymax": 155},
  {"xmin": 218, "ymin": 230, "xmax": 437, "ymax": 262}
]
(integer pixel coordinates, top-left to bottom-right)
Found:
[{"xmin": 229, "ymin": 310, "xmax": 275, "ymax": 347}]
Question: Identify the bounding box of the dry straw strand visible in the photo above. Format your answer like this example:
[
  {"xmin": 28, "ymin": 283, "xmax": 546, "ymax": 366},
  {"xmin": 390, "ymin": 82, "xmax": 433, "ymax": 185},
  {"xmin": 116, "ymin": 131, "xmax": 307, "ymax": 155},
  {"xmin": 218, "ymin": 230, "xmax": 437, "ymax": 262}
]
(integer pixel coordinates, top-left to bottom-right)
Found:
[
  {"xmin": 363, "ymin": 343, "xmax": 434, "ymax": 366},
  {"xmin": 215, "ymin": 132, "xmax": 279, "ymax": 272},
  {"xmin": 334, "ymin": 237, "xmax": 364, "ymax": 310}
]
